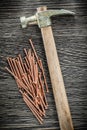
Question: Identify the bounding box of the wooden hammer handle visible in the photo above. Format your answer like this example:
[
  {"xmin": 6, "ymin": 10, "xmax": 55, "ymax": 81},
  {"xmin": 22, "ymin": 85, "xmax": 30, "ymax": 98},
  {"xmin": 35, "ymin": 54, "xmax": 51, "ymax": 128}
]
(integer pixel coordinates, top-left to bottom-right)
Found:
[{"xmin": 41, "ymin": 26, "xmax": 74, "ymax": 130}]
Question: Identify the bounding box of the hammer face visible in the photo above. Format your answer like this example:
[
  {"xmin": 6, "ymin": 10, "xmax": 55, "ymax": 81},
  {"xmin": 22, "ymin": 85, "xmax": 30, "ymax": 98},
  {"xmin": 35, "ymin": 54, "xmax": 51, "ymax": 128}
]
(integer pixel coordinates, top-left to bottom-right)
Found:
[{"xmin": 20, "ymin": 16, "xmax": 27, "ymax": 28}]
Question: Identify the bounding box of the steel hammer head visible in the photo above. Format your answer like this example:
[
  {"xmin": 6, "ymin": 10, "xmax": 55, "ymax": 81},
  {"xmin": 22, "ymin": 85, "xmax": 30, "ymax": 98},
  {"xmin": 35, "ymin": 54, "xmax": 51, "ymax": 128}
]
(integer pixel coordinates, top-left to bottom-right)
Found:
[{"xmin": 20, "ymin": 6, "xmax": 75, "ymax": 28}]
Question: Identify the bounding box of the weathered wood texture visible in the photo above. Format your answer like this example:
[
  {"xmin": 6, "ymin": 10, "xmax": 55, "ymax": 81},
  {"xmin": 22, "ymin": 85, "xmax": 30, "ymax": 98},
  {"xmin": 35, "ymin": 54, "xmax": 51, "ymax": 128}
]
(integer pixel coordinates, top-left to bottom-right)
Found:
[{"xmin": 0, "ymin": 0, "xmax": 87, "ymax": 130}]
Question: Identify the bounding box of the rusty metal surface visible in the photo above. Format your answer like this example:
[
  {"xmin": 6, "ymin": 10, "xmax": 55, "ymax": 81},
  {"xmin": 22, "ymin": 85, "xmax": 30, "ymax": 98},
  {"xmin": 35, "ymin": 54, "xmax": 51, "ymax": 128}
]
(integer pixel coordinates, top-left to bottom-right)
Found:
[{"xmin": 0, "ymin": 0, "xmax": 87, "ymax": 130}]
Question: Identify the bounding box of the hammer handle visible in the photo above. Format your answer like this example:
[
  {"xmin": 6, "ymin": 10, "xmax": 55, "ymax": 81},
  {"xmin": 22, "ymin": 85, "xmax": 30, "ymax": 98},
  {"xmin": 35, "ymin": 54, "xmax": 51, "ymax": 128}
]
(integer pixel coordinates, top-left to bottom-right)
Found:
[{"xmin": 41, "ymin": 26, "xmax": 74, "ymax": 130}]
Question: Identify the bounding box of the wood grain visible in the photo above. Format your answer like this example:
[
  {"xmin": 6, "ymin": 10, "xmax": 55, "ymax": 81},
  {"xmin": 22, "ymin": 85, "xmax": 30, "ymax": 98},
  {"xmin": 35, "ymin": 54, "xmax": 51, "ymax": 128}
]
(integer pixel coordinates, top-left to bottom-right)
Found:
[{"xmin": 0, "ymin": 0, "xmax": 87, "ymax": 130}]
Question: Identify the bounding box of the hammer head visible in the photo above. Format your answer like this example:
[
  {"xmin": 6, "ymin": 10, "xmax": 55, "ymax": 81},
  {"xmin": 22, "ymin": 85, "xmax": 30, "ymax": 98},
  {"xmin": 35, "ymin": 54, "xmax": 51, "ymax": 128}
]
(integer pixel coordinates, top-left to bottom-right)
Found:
[{"xmin": 20, "ymin": 6, "xmax": 75, "ymax": 28}]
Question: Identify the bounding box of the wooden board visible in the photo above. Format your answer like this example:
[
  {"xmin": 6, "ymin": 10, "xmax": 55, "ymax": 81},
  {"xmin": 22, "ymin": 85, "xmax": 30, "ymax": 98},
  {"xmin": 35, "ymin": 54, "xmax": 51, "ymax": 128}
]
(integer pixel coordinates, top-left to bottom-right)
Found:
[{"xmin": 0, "ymin": 0, "xmax": 87, "ymax": 130}]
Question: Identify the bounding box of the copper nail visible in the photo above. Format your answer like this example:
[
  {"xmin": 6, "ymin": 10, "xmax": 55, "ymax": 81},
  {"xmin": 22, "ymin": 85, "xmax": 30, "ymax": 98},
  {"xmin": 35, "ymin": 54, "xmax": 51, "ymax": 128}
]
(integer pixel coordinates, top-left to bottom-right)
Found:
[
  {"xmin": 33, "ymin": 63, "xmax": 38, "ymax": 84},
  {"xmin": 15, "ymin": 59, "xmax": 23, "ymax": 79},
  {"xmin": 18, "ymin": 54, "xmax": 26, "ymax": 73},
  {"xmin": 39, "ymin": 73, "xmax": 48, "ymax": 107},
  {"xmin": 25, "ymin": 57, "xmax": 33, "ymax": 81},
  {"xmin": 39, "ymin": 60, "xmax": 49, "ymax": 93},
  {"xmin": 12, "ymin": 58, "xmax": 21, "ymax": 79},
  {"xmin": 7, "ymin": 58, "xmax": 17, "ymax": 76},
  {"xmin": 24, "ymin": 48, "xmax": 28, "ymax": 56},
  {"xmin": 17, "ymin": 58, "xmax": 24, "ymax": 74},
  {"xmin": 29, "ymin": 39, "xmax": 38, "ymax": 61},
  {"xmin": 7, "ymin": 58, "xmax": 14, "ymax": 73},
  {"xmin": 37, "ymin": 96, "xmax": 45, "ymax": 115},
  {"xmin": 24, "ymin": 57, "xmax": 30, "ymax": 69}
]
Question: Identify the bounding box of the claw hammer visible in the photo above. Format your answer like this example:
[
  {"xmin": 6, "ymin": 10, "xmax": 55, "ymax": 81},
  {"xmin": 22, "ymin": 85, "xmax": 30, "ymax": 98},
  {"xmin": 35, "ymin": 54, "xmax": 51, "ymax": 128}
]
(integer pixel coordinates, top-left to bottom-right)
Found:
[{"xmin": 20, "ymin": 6, "xmax": 75, "ymax": 130}]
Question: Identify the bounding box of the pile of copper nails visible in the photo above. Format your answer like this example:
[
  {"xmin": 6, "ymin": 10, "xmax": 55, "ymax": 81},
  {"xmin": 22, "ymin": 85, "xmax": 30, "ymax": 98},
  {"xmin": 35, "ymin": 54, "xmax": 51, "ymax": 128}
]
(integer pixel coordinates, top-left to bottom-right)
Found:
[{"xmin": 5, "ymin": 39, "xmax": 49, "ymax": 124}]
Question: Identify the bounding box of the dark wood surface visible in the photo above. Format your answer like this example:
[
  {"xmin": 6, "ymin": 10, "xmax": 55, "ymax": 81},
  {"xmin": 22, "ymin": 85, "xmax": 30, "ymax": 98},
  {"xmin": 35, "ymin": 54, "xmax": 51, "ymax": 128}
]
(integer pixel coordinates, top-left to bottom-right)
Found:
[{"xmin": 0, "ymin": 0, "xmax": 87, "ymax": 130}]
